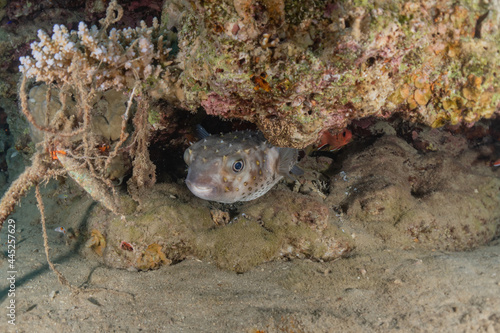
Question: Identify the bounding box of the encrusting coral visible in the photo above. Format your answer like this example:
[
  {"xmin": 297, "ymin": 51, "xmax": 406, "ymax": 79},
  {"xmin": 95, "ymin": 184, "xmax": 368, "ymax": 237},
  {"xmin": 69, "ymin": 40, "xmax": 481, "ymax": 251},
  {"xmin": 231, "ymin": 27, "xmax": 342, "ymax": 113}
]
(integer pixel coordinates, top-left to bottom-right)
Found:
[{"xmin": 168, "ymin": 0, "xmax": 500, "ymax": 148}]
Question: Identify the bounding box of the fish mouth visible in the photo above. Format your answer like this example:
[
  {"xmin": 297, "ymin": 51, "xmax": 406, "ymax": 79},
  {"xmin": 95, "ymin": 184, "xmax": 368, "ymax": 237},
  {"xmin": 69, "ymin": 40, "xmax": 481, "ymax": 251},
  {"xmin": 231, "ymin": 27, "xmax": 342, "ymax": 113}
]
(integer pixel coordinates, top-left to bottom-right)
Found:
[{"xmin": 185, "ymin": 180, "xmax": 216, "ymax": 199}]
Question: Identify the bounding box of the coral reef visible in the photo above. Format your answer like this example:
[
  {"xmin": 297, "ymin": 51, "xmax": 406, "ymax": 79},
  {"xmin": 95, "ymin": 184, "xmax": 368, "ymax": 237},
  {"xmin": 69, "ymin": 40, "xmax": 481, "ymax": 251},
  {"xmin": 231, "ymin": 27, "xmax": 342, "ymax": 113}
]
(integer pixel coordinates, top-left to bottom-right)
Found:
[
  {"xmin": 167, "ymin": 0, "xmax": 500, "ymax": 148},
  {"xmin": 19, "ymin": 12, "xmax": 169, "ymax": 91},
  {"xmin": 0, "ymin": 0, "xmax": 174, "ymax": 232},
  {"xmin": 0, "ymin": 1, "xmax": 84, "ymax": 100},
  {"xmin": 0, "ymin": 0, "xmax": 498, "ymax": 280},
  {"xmin": 0, "ymin": 0, "xmax": 180, "ymax": 290}
]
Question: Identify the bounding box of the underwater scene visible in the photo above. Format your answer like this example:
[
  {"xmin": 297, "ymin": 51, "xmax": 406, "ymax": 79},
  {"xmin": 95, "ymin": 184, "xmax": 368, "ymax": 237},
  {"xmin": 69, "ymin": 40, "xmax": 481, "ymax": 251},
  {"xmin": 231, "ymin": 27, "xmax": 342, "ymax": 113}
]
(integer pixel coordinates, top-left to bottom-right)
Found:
[{"xmin": 0, "ymin": 0, "xmax": 499, "ymax": 331}]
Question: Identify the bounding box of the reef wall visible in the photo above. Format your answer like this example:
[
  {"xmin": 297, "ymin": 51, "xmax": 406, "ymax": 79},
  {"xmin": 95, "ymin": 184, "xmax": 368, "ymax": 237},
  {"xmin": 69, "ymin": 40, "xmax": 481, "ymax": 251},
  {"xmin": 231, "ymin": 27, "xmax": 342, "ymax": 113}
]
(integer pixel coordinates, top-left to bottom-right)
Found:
[
  {"xmin": 166, "ymin": 0, "xmax": 500, "ymax": 148},
  {"xmin": 5, "ymin": 0, "xmax": 500, "ymax": 152}
]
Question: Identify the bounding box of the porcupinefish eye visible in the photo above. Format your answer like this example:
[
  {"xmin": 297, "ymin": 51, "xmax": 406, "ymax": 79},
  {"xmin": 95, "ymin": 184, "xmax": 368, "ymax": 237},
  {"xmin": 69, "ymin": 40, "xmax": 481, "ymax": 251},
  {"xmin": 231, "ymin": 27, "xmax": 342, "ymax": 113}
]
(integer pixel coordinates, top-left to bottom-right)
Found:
[{"xmin": 232, "ymin": 160, "xmax": 244, "ymax": 172}]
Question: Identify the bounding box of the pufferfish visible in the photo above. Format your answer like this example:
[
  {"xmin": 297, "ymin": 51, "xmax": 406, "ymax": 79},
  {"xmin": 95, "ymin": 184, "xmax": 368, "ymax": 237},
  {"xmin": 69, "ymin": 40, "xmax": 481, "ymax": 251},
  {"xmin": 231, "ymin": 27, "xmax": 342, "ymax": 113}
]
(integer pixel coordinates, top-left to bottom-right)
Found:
[{"xmin": 184, "ymin": 126, "xmax": 302, "ymax": 204}]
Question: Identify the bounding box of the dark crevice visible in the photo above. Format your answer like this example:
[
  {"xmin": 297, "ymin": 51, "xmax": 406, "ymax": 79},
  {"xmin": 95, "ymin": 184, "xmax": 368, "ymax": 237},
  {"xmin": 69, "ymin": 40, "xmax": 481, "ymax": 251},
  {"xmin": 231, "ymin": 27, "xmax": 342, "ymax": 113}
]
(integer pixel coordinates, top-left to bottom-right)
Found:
[{"xmin": 474, "ymin": 11, "xmax": 489, "ymax": 39}]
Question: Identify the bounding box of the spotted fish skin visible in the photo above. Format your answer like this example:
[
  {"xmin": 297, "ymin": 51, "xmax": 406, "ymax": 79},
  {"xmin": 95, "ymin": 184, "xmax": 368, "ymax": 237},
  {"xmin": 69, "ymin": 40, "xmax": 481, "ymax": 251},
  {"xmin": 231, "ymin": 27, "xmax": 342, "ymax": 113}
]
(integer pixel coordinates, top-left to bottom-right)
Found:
[{"xmin": 184, "ymin": 130, "xmax": 299, "ymax": 203}]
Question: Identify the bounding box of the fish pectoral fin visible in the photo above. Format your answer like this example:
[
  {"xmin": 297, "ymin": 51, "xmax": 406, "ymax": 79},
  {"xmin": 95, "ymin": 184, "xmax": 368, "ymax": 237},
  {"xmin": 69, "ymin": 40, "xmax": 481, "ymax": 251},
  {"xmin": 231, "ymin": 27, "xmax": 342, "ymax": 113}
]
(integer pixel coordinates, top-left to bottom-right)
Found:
[
  {"xmin": 290, "ymin": 165, "xmax": 304, "ymax": 176},
  {"xmin": 196, "ymin": 124, "xmax": 211, "ymax": 139},
  {"xmin": 283, "ymin": 166, "xmax": 303, "ymax": 181},
  {"xmin": 284, "ymin": 173, "xmax": 299, "ymax": 182},
  {"xmin": 277, "ymin": 147, "xmax": 300, "ymax": 177}
]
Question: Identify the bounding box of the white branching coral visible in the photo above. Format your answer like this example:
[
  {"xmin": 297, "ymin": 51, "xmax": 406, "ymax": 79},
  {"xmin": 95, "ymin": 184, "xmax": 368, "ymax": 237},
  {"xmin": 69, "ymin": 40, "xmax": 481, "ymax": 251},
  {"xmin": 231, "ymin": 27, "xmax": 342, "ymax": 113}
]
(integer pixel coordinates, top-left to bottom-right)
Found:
[{"xmin": 19, "ymin": 17, "xmax": 170, "ymax": 91}]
